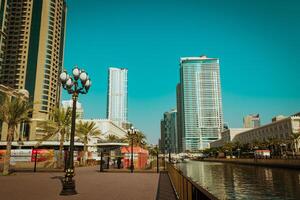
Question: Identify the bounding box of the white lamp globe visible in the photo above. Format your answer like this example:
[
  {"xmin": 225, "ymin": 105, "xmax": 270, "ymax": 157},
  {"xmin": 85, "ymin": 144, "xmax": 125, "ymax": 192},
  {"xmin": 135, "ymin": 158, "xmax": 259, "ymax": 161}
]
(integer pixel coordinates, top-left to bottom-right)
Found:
[
  {"xmin": 79, "ymin": 71, "xmax": 87, "ymax": 82},
  {"xmin": 66, "ymin": 78, "xmax": 73, "ymax": 87},
  {"xmin": 72, "ymin": 67, "xmax": 80, "ymax": 79},
  {"xmin": 85, "ymin": 79, "xmax": 90, "ymax": 86},
  {"xmin": 59, "ymin": 71, "xmax": 67, "ymax": 82}
]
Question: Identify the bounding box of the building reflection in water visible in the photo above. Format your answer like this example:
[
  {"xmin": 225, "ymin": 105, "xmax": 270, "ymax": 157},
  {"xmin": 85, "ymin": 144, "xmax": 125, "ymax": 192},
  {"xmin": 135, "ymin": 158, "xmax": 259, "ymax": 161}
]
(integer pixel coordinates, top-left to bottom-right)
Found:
[{"xmin": 176, "ymin": 161, "xmax": 300, "ymax": 200}]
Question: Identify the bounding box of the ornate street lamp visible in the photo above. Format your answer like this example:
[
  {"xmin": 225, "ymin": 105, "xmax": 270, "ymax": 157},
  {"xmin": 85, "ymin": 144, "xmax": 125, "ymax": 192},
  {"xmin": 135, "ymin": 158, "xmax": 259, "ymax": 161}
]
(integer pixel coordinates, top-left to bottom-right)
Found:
[
  {"xmin": 127, "ymin": 127, "xmax": 137, "ymax": 173},
  {"xmin": 59, "ymin": 66, "xmax": 91, "ymax": 195}
]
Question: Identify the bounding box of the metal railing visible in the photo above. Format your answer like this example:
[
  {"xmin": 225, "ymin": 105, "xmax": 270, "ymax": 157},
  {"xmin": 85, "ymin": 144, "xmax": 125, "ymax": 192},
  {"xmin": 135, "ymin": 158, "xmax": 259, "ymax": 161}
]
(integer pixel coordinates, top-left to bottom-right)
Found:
[{"xmin": 167, "ymin": 162, "xmax": 218, "ymax": 200}]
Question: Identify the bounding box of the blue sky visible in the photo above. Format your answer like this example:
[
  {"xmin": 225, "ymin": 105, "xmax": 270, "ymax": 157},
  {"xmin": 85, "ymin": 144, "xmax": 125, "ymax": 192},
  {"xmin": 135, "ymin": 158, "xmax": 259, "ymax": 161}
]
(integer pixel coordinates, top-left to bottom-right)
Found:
[{"xmin": 63, "ymin": 0, "xmax": 300, "ymax": 144}]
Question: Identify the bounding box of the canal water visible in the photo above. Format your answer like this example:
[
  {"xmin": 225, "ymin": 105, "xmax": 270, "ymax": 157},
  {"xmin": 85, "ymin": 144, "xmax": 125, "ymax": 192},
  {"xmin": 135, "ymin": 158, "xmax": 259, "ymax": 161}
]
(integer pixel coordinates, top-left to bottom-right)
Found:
[{"xmin": 175, "ymin": 161, "xmax": 300, "ymax": 200}]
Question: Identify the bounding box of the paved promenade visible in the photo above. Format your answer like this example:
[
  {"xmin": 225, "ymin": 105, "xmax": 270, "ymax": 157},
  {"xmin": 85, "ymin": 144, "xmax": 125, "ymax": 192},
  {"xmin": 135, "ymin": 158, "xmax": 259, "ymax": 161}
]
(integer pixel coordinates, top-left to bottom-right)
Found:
[{"xmin": 0, "ymin": 166, "xmax": 159, "ymax": 200}]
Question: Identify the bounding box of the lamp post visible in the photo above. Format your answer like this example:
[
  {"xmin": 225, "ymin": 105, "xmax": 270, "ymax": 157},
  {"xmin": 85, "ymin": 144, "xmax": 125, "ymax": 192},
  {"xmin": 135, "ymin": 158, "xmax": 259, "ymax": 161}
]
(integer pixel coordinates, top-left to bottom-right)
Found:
[
  {"xmin": 156, "ymin": 145, "xmax": 159, "ymax": 173},
  {"xmin": 127, "ymin": 127, "xmax": 137, "ymax": 173},
  {"xmin": 59, "ymin": 66, "xmax": 91, "ymax": 195},
  {"xmin": 237, "ymin": 148, "xmax": 241, "ymax": 158}
]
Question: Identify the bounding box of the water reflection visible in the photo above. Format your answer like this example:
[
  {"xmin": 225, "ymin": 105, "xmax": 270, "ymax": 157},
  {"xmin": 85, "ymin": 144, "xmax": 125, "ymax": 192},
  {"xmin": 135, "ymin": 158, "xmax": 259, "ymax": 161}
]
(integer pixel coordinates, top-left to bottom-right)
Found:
[{"xmin": 176, "ymin": 161, "xmax": 300, "ymax": 200}]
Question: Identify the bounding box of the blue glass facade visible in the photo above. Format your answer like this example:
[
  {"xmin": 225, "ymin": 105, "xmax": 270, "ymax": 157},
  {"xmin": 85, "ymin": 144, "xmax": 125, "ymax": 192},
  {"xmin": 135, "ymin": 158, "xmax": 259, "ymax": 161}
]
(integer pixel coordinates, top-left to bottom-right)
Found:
[{"xmin": 179, "ymin": 56, "xmax": 223, "ymax": 151}]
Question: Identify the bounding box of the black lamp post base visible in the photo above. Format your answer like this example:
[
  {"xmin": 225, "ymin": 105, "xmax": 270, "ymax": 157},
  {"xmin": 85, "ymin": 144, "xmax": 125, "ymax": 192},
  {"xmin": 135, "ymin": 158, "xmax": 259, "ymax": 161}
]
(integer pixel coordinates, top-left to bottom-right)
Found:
[
  {"xmin": 60, "ymin": 179, "xmax": 77, "ymax": 195},
  {"xmin": 130, "ymin": 165, "xmax": 134, "ymax": 173}
]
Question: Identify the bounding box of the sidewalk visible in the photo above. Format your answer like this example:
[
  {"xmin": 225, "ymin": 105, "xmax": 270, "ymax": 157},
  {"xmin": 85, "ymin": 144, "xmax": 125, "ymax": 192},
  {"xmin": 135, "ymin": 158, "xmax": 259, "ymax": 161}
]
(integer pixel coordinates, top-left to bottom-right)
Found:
[
  {"xmin": 0, "ymin": 166, "xmax": 159, "ymax": 200},
  {"xmin": 156, "ymin": 172, "xmax": 177, "ymax": 200}
]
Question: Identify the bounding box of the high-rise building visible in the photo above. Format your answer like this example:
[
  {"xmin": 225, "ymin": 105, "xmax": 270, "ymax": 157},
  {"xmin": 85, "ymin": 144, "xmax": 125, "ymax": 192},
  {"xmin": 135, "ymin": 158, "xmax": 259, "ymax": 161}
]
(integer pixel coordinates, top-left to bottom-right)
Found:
[
  {"xmin": 106, "ymin": 67, "xmax": 128, "ymax": 127},
  {"xmin": 160, "ymin": 109, "xmax": 178, "ymax": 153},
  {"xmin": 0, "ymin": 0, "xmax": 8, "ymax": 69},
  {"xmin": 243, "ymin": 114, "xmax": 260, "ymax": 128},
  {"xmin": 160, "ymin": 120, "xmax": 165, "ymax": 153},
  {"xmin": 178, "ymin": 55, "xmax": 223, "ymax": 151},
  {"xmin": 0, "ymin": 0, "xmax": 67, "ymax": 140},
  {"xmin": 62, "ymin": 100, "xmax": 84, "ymax": 119},
  {"xmin": 176, "ymin": 83, "xmax": 183, "ymax": 153}
]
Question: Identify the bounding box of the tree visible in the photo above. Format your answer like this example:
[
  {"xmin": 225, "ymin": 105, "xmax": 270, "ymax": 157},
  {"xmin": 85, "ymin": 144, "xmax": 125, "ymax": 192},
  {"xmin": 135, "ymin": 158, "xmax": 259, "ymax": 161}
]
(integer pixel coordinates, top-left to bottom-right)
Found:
[
  {"xmin": 222, "ymin": 142, "xmax": 234, "ymax": 157},
  {"xmin": 0, "ymin": 95, "xmax": 32, "ymax": 175},
  {"xmin": 36, "ymin": 107, "xmax": 72, "ymax": 168},
  {"xmin": 105, "ymin": 134, "xmax": 121, "ymax": 142},
  {"xmin": 125, "ymin": 130, "xmax": 147, "ymax": 148},
  {"xmin": 289, "ymin": 133, "xmax": 300, "ymax": 153},
  {"xmin": 76, "ymin": 121, "xmax": 101, "ymax": 165}
]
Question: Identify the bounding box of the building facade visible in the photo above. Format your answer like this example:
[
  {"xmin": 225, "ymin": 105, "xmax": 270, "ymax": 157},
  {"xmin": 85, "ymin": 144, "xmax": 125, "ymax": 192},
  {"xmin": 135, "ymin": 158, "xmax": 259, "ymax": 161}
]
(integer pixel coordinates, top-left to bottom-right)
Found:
[
  {"xmin": 176, "ymin": 83, "xmax": 183, "ymax": 152},
  {"xmin": 178, "ymin": 55, "xmax": 223, "ymax": 151},
  {"xmin": 233, "ymin": 115, "xmax": 300, "ymax": 149},
  {"xmin": 160, "ymin": 109, "xmax": 178, "ymax": 153},
  {"xmin": 106, "ymin": 67, "xmax": 128, "ymax": 127},
  {"xmin": 80, "ymin": 119, "xmax": 127, "ymax": 140},
  {"xmin": 209, "ymin": 128, "xmax": 252, "ymax": 148},
  {"xmin": 0, "ymin": 0, "xmax": 67, "ymax": 140},
  {"xmin": 243, "ymin": 114, "xmax": 260, "ymax": 128},
  {"xmin": 0, "ymin": 0, "xmax": 8, "ymax": 69},
  {"xmin": 61, "ymin": 99, "xmax": 84, "ymax": 119}
]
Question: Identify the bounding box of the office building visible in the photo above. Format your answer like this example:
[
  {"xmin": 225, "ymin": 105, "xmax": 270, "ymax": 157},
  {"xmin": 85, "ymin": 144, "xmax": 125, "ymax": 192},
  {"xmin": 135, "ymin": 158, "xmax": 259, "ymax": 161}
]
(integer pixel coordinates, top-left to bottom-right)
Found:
[
  {"xmin": 160, "ymin": 120, "xmax": 165, "ymax": 153},
  {"xmin": 0, "ymin": 0, "xmax": 8, "ymax": 68},
  {"xmin": 160, "ymin": 109, "xmax": 178, "ymax": 153},
  {"xmin": 243, "ymin": 114, "xmax": 260, "ymax": 128},
  {"xmin": 0, "ymin": 0, "xmax": 67, "ymax": 140},
  {"xmin": 178, "ymin": 55, "xmax": 223, "ymax": 151},
  {"xmin": 106, "ymin": 67, "xmax": 128, "ymax": 127},
  {"xmin": 176, "ymin": 83, "xmax": 183, "ymax": 152},
  {"xmin": 62, "ymin": 99, "xmax": 84, "ymax": 119}
]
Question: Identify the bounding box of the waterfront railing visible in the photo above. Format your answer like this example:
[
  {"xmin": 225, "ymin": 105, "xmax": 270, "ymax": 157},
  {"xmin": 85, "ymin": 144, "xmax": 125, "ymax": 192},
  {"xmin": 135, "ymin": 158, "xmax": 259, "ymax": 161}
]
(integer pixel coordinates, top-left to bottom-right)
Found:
[{"xmin": 167, "ymin": 162, "xmax": 218, "ymax": 200}]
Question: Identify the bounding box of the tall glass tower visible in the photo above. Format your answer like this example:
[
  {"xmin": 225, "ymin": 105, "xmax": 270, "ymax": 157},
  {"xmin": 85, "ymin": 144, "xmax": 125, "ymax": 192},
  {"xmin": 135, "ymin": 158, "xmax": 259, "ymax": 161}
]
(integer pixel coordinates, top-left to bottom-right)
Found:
[
  {"xmin": 179, "ymin": 55, "xmax": 223, "ymax": 151},
  {"xmin": 107, "ymin": 67, "xmax": 128, "ymax": 127}
]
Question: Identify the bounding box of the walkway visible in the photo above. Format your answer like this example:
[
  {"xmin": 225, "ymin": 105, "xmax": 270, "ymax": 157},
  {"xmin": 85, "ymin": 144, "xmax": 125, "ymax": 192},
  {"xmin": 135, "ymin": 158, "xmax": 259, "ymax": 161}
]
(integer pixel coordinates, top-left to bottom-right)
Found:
[
  {"xmin": 0, "ymin": 166, "xmax": 159, "ymax": 200},
  {"xmin": 156, "ymin": 171, "xmax": 177, "ymax": 200}
]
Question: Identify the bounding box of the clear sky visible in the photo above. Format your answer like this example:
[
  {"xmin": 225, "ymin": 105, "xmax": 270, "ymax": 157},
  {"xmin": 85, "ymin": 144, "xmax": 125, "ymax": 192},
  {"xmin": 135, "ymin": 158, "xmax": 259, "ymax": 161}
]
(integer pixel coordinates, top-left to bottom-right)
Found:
[{"xmin": 63, "ymin": 0, "xmax": 300, "ymax": 144}]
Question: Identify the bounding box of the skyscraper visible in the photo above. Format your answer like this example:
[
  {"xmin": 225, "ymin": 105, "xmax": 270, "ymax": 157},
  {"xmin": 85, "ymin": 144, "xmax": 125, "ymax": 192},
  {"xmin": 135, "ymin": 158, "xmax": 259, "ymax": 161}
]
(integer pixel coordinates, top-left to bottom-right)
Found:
[
  {"xmin": 243, "ymin": 114, "xmax": 260, "ymax": 128},
  {"xmin": 178, "ymin": 55, "xmax": 223, "ymax": 151},
  {"xmin": 176, "ymin": 83, "xmax": 183, "ymax": 153},
  {"xmin": 0, "ymin": 0, "xmax": 67, "ymax": 140},
  {"xmin": 106, "ymin": 67, "xmax": 128, "ymax": 127},
  {"xmin": 0, "ymin": 0, "xmax": 8, "ymax": 68},
  {"xmin": 160, "ymin": 109, "xmax": 178, "ymax": 153}
]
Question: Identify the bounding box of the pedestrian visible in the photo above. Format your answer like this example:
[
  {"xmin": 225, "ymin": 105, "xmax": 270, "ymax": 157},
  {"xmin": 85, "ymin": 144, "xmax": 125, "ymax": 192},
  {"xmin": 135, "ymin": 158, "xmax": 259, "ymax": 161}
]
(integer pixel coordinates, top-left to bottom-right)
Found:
[{"xmin": 117, "ymin": 157, "xmax": 121, "ymax": 169}]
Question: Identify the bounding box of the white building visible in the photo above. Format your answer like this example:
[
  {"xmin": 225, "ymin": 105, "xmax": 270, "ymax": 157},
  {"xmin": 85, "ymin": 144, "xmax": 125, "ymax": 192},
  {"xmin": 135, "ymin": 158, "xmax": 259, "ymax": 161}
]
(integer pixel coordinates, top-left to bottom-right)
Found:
[
  {"xmin": 232, "ymin": 115, "xmax": 300, "ymax": 148},
  {"xmin": 209, "ymin": 128, "xmax": 252, "ymax": 148},
  {"xmin": 79, "ymin": 119, "xmax": 128, "ymax": 158},
  {"xmin": 106, "ymin": 67, "xmax": 128, "ymax": 127},
  {"xmin": 209, "ymin": 113, "xmax": 300, "ymax": 152},
  {"xmin": 178, "ymin": 55, "xmax": 223, "ymax": 151},
  {"xmin": 61, "ymin": 99, "xmax": 84, "ymax": 119}
]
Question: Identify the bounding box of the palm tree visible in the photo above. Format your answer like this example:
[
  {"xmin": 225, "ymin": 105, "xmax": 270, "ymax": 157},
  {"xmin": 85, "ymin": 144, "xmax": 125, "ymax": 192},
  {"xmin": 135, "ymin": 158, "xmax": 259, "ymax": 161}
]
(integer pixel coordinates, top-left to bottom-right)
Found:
[
  {"xmin": 290, "ymin": 133, "xmax": 300, "ymax": 154},
  {"xmin": 76, "ymin": 121, "xmax": 101, "ymax": 165},
  {"xmin": 36, "ymin": 107, "xmax": 72, "ymax": 168},
  {"xmin": 105, "ymin": 134, "xmax": 120, "ymax": 142},
  {"xmin": 222, "ymin": 142, "xmax": 234, "ymax": 157},
  {"xmin": 125, "ymin": 130, "xmax": 147, "ymax": 147},
  {"xmin": 0, "ymin": 95, "xmax": 32, "ymax": 175}
]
